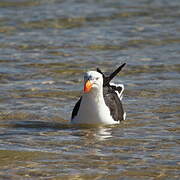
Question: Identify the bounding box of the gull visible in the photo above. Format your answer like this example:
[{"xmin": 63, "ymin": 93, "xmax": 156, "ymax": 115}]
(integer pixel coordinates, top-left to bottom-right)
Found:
[{"xmin": 71, "ymin": 63, "xmax": 126, "ymax": 124}]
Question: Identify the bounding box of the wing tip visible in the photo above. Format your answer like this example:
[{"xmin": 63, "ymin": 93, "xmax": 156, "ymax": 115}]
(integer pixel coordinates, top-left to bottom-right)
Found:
[{"xmin": 96, "ymin": 63, "xmax": 126, "ymax": 87}]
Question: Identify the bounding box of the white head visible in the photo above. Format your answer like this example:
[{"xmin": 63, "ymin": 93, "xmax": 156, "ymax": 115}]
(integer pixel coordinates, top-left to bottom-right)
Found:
[{"xmin": 83, "ymin": 71, "xmax": 103, "ymax": 93}]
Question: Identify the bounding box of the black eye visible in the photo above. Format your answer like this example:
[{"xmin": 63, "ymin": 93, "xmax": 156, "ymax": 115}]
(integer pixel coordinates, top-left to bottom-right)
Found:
[{"xmin": 96, "ymin": 77, "xmax": 99, "ymax": 80}]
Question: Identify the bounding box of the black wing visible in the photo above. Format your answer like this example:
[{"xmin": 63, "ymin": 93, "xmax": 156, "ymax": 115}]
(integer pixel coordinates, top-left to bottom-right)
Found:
[
  {"xmin": 98, "ymin": 64, "xmax": 126, "ymax": 121},
  {"xmin": 97, "ymin": 63, "xmax": 126, "ymax": 87},
  {"xmin": 103, "ymin": 86, "xmax": 124, "ymax": 121},
  {"xmin": 71, "ymin": 97, "xmax": 82, "ymax": 120}
]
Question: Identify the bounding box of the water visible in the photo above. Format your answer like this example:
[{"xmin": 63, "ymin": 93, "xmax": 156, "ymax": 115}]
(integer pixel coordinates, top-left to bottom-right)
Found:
[{"xmin": 0, "ymin": 0, "xmax": 180, "ymax": 179}]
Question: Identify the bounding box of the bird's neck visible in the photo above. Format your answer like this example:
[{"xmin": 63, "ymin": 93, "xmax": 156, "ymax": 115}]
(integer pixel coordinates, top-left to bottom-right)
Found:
[{"xmin": 83, "ymin": 88, "xmax": 104, "ymax": 103}]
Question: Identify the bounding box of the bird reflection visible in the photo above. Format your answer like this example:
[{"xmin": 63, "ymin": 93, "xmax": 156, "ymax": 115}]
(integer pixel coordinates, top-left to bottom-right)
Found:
[
  {"xmin": 71, "ymin": 126, "xmax": 113, "ymax": 141},
  {"xmin": 70, "ymin": 126, "xmax": 115, "ymax": 156}
]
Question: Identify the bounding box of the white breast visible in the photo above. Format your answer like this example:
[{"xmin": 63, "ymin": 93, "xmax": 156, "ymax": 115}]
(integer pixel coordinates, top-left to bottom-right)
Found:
[{"xmin": 71, "ymin": 93, "xmax": 118, "ymax": 124}]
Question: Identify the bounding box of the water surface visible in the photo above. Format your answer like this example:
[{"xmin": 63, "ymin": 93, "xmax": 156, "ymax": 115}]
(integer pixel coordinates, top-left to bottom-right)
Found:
[{"xmin": 0, "ymin": 0, "xmax": 179, "ymax": 179}]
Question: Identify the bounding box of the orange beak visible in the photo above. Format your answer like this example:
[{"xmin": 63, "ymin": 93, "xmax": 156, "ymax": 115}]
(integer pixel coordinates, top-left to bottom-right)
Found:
[{"xmin": 84, "ymin": 80, "xmax": 93, "ymax": 93}]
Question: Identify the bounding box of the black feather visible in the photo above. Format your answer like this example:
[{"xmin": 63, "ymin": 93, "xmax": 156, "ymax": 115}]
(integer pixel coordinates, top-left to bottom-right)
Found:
[
  {"xmin": 71, "ymin": 97, "xmax": 82, "ymax": 120},
  {"xmin": 97, "ymin": 63, "xmax": 126, "ymax": 87}
]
